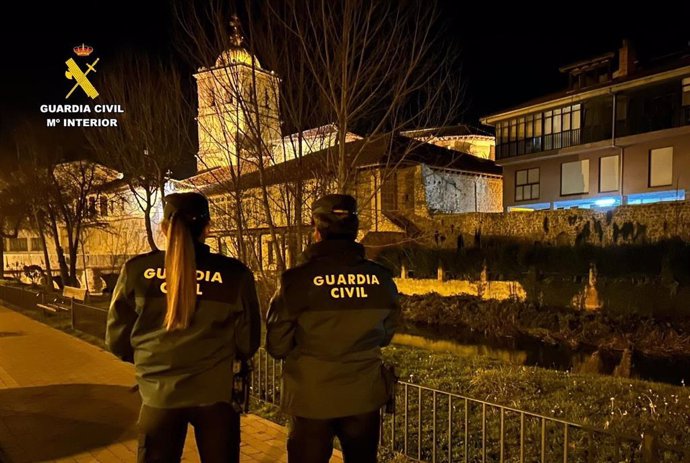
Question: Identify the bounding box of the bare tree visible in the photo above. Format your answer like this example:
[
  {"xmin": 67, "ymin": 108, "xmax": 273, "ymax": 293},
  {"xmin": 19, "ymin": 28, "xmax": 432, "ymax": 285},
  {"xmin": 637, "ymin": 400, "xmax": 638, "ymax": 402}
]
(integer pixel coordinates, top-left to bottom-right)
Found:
[
  {"xmin": 42, "ymin": 161, "xmax": 118, "ymax": 286},
  {"xmin": 173, "ymin": 0, "xmax": 462, "ymax": 277},
  {"xmin": 175, "ymin": 2, "xmax": 298, "ymax": 273},
  {"xmin": 12, "ymin": 124, "xmax": 65, "ymax": 287},
  {"xmin": 0, "ymin": 176, "xmax": 27, "ymax": 279},
  {"xmin": 270, "ymin": 0, "xmax": 463, "ymax": 193},
  {"xmin": 13, "ymin": 162, "xmax": 56, "ymax": 289},
  {"xmin": 86, "ymin": 54, "xmax": 194, "ymax": 251}
]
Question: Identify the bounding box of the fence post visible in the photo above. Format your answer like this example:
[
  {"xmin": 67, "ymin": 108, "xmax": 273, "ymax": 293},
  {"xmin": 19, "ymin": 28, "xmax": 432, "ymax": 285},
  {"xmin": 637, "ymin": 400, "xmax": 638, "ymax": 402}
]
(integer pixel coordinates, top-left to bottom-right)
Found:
[
  {"xmin": 70, "ymin": 298, "xmax": 75, "ymax": 330},
  {"xmin": 642, "ymin": 433, "xmax": 656, "ymax": 463}
]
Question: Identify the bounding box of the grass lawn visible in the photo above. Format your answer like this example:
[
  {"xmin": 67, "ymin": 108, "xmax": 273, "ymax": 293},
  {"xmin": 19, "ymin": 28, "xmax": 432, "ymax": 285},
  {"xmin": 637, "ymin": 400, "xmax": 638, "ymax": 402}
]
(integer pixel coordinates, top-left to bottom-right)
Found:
[{"xmin": 382, "ymin": 344, "xmax": 690, "ymax": 451}]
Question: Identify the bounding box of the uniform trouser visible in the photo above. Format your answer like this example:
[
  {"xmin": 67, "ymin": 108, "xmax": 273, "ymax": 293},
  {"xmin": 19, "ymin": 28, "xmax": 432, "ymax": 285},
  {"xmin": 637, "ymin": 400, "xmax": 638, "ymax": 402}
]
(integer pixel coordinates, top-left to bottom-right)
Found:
[
  {"xmin": 287, "ymin": 410, "xmax": 381, "ymax": 463},
  {"xmin": 137, "ymin": 402, "xmax": 240, "ymax": 463}
]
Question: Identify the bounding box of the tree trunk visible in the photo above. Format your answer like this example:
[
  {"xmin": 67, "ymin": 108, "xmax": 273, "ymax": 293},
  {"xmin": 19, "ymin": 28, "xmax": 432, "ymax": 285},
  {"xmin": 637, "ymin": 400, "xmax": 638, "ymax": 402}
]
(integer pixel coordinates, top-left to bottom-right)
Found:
[
  {"xmin": 34, "ymin": 211, "xmax": 54, "ymax": 291},
  {"xmin": 64, "ymin": 218, "xmax": 83, "ymax": 287},
  {"xmin": 0, "ymin": 235, "xmax": 4, "ymax": 280},
  {"xmin": 294, "ymin": 179, "xmax": 304, "ymax": 267},
  {"xmin": 144, "ymin": 192, "xmax": 158, "ymax": 252},
  {"xmin": 233, "ymin": 190, "xmax": 246, "ymax": 262},
  {"xmin": 257, "ymin": 161, "xmax": 285, "ymax": 272},
  {"xmin": 47, "ymin": 208, "xmax": 69, "ymax": 288},
  {"xmin": 68, "ymin": 235, "xmax": 79, "ymax": 287},
  {"xmin": 337, "ymin": 120, "xmax": 348, "ymax": 194}
]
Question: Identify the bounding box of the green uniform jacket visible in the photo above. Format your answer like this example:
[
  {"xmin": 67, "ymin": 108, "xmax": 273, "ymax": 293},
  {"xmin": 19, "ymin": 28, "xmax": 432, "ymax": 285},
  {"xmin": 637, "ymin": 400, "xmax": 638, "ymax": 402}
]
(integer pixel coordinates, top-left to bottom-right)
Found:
[
  {"xmin": 105, "ymin": 244, "xmax": 261, "ymax": 409},
  {"xmin": 266, "ymin": 240, "xmax": 399, "ymax": 419}
]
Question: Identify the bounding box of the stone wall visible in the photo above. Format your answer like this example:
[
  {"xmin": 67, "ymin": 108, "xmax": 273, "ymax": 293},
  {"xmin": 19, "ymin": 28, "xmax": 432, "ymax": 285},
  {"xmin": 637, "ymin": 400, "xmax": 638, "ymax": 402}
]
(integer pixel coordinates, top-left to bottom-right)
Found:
[
  {"xmin": 393, "ymin": 273, "xmax": 690, "ymax": 316},
  {"xmin": 394, "ymin": 277, "xmax": 527, "ymax": 301},
  {"xmin": 427, "ymin": 201, "xmax": 690, "ymax": 248},
  {"xmin": 422, "ymin": 165, "xmax": 503, "ymax": 214}
]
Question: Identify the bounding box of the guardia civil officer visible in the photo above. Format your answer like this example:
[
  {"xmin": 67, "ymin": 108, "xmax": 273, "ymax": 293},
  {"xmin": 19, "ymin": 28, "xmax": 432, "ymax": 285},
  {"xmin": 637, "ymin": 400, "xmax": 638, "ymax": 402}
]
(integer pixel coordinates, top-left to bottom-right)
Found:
[
  {"xmin": 266, "ymin": 194, "xmax": 400, "ymax": 463},
  {"xmin": 106, "ymin": 192, "xmax": 261, "ymax": 463}
]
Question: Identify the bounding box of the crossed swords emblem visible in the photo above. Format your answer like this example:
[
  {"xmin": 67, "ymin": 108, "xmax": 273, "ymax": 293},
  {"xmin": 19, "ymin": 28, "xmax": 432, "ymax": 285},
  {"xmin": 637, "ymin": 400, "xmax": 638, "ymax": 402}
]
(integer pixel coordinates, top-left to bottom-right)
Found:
[{"xmin": 65, "ymin": 57, "xmax": 100, "ymax": 99}]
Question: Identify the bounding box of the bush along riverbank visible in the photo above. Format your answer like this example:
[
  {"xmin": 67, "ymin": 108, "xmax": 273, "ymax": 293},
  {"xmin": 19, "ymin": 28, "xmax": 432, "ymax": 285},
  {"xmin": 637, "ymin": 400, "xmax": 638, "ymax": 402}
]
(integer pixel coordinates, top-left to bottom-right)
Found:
[
  {"xmin": 382, "ymin": 344, "xmax": 690, "ymax": 455},
  {"xmin": 400, "ymin": 294, "xmax": 690, "ymax": 358}
]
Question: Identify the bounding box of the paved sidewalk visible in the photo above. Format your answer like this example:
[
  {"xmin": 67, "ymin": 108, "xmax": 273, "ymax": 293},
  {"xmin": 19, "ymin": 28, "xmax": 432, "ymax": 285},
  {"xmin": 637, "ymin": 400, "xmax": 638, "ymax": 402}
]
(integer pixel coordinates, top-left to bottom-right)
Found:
[{"xmin": 0, "ymin": 305, "xmax": 342, "ymax": 463}]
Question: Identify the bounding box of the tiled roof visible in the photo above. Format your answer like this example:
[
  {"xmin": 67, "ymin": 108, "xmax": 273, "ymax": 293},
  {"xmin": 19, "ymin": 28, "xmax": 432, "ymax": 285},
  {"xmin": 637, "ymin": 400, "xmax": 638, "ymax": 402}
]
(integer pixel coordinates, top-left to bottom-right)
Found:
[{"xmin": 176, "ymin": 133, "xmax": 501, "ymax": 196}]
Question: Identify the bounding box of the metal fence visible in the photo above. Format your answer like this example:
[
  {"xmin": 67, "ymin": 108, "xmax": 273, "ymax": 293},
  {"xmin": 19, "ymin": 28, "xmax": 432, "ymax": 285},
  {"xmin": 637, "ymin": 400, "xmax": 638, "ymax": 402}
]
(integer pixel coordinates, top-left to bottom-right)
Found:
[
  {"xmin": 71, "ymin": 301, "xmax": 108, "ymax": 339},
  {"xmin": 0, "ymin": 284, "xmax": 108, "ymax": 340},
  {"xmin": 1, "ymin": 284, "xmax": 688, "ymax": 462},
  {"xmin": 247, "ymin": 348, "xmax": 689, "ymax": 463}
]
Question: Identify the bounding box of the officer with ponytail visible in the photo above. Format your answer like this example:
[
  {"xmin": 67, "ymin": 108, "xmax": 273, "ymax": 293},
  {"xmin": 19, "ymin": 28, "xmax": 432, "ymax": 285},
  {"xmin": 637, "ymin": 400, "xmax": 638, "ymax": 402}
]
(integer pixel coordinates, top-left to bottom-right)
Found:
[{"xmin": 106, "ymin": 192, "xmax": 260, "ymax": 463}]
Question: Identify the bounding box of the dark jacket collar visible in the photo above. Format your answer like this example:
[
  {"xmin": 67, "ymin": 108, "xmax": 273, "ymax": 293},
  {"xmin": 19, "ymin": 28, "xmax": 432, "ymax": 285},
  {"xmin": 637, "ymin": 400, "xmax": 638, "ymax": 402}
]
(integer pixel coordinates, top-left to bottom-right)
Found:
[
  {"xmin": 195, "ymin": 242, "xmax": 211, "ymax": 256},
  {"xmin": 301, "ymin": 240, "xmax": 365, "ymax": 264}
]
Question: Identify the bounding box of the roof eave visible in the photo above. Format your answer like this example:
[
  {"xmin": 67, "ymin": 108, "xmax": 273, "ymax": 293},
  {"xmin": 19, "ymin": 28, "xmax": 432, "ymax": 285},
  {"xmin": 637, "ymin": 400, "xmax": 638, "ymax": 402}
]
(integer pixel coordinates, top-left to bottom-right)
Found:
[{"xmin": 480, "ymin": 64, "xmax": 690, "ymax": 126}]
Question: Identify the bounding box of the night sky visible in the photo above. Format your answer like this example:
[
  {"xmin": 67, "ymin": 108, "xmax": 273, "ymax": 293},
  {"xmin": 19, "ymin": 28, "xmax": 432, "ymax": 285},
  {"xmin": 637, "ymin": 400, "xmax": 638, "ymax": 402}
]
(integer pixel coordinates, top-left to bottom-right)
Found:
[{"xmin": 1, "ymin": 1, "xmax": 689, "ymax": 165}]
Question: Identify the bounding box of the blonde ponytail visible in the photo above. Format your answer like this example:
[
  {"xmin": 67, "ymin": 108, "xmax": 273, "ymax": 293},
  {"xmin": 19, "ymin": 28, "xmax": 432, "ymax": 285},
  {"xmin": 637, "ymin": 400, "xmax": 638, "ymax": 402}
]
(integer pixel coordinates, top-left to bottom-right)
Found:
[{"xmin": 163, "ymin": 214, "xmax": 197, "ymax": 331}]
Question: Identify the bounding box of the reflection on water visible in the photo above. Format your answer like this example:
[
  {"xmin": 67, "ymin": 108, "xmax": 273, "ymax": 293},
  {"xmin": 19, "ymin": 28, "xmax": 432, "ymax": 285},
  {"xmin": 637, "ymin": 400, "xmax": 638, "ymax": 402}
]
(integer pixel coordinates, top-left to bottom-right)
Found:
[
  {"xmin": 393, "ymin": 333, "xmax": 529, "ymax": 365},
  {"xmin": 394, "ymin": 323, "xmax": 689, "ymax": 386}
]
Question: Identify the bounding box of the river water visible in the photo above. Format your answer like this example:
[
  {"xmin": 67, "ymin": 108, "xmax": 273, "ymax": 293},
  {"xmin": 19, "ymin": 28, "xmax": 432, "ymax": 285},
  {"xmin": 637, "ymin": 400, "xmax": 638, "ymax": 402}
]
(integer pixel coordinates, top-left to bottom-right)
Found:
[{"xmin": 394, "ymin": 323, "xmax": 689, "ymax": 386}]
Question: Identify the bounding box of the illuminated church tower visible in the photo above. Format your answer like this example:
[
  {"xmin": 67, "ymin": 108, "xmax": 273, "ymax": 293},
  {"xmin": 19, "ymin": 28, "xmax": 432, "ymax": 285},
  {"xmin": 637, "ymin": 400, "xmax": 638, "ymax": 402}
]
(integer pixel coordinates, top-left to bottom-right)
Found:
[{"xmin": 194, "ymin": 16, "xmax": 281, "ymax": 172}]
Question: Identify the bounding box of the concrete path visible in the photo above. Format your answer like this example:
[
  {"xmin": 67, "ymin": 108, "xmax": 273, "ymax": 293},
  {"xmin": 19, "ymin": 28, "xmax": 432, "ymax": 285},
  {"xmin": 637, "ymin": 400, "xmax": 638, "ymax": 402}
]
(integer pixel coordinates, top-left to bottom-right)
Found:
[{"xmin": 0, "ymin": 305, "xmax": 342, "ymax": 462}]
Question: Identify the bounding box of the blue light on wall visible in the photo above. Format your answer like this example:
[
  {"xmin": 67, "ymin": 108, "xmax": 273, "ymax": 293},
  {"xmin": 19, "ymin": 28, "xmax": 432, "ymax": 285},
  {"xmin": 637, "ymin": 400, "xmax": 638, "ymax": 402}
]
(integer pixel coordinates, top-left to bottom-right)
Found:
[
  {"xmin": 627, "ymin": 190, "xmax": 686, "ymax": 205},
  {"xmin": 554, "ymin": 197, "xmax": 621, "ymax": 210}
]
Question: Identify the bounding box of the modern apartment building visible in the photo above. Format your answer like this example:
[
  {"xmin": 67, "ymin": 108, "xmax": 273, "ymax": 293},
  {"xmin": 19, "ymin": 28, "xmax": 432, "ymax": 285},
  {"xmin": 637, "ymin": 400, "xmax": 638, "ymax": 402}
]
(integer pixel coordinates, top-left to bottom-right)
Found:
[{"xmin": 481, "ymin": 40, "xmax": 690, "ymax": 211}]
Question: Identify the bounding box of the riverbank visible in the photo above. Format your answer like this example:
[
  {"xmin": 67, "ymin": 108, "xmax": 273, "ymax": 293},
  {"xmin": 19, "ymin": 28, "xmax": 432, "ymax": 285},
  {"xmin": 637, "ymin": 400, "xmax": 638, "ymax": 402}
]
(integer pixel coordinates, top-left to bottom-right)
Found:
[
  {"xmin": 400, "ymin": 294, "xmax": 690, "ymax": 358},
  {"xmin": 382, "ymin": 344, "xmax": 690, "ymax": 449}
]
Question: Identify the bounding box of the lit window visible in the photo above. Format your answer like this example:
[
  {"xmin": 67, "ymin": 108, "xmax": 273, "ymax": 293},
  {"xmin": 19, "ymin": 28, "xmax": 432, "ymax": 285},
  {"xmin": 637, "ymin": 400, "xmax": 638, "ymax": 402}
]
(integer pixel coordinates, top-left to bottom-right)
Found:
[
  {"xmin": 553, "ymin": 110, "xmax": 562, "ymax": 133},
  {"xmin": 544, "ymin": 112, "xmax": 553, "ymax": 135},
  {"xmin": 599, "ymin": 155, "xmax": 619, "ymax": 193},
  {"xmin": 8, "ymin": 238, "xmax": 28, "ymax": 252},
  {"xmin": 572, "ymin": 105, "xmax": 581, "ymax": 130},
  {"xmin": 649, "ymin": 147, "xmax": 673, "ymax": 187},
  {"xmin": 515, "ymin": 168, "xmax": 540, "ymax": 201},
  {"xmin": 561, "ymin": 160, "xmax": 590, "ymax": 195},
  {"xmin": 30, "ymin": 238, "xmax": 42, "ymax": 251}
]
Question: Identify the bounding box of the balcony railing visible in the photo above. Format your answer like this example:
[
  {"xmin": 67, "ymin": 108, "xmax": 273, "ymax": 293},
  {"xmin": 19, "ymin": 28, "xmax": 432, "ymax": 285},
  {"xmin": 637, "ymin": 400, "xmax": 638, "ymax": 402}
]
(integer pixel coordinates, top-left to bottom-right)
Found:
[{"xmin": 497, "ymin": 129, "xmax": 583, "ymax": 160}]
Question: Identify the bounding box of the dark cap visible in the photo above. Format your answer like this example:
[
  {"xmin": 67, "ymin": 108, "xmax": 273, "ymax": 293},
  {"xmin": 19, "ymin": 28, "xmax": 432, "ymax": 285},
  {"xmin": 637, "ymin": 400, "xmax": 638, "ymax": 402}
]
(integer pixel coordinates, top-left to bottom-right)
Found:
[
  {"xmin": 312, "ymin": 194, "xmax": 358, "ymax": 217},
  {"xmin": 312, "ymin": 194, "xmax": 359, "ymax": 239},
  {"xmin": 163, "ymin": 192, "xmax": 210, "ymax": 224}
]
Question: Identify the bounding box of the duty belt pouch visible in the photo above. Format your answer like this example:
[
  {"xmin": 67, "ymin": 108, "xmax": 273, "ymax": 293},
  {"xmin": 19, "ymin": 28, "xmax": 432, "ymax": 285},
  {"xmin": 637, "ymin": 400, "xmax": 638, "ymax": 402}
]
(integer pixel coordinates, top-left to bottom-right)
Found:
[
  {"xmin": 232, "ymin": 359, "xmax": 252, "ymax": 414},
  {"xmin": 381, "ymin": 362, "xmax": 398, "ymax": 414}
]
